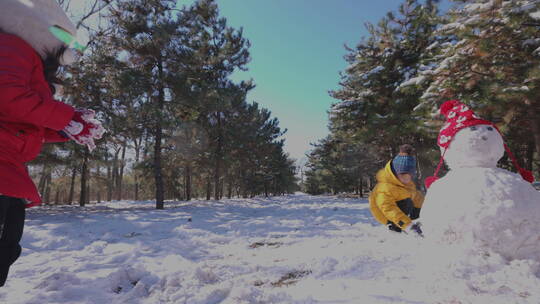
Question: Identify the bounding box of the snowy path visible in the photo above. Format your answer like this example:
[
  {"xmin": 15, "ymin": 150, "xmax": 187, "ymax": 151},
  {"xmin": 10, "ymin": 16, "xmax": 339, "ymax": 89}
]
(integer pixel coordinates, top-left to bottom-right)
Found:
[{"xmin": 1, "ymin": 194, "xmax": 539, "ymax": 303}]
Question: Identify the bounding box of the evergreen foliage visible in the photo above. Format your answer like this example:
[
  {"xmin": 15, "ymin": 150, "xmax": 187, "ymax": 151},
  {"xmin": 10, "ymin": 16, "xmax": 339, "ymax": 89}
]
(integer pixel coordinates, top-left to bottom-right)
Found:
[
  {"xmin": 31, "ymin": 0, "xmax": 297, "ymax": 207},
  {"xmin": 306, "ymin": 0, "xmax": 540, "ymax": 195}
]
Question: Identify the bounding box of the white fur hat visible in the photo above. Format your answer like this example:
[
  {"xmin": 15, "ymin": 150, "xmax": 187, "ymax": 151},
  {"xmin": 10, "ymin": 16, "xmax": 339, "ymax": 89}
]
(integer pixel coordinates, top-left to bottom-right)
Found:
[{"xmin": 0, "ymin": 0, "xmax": 78, "ymax": 64}]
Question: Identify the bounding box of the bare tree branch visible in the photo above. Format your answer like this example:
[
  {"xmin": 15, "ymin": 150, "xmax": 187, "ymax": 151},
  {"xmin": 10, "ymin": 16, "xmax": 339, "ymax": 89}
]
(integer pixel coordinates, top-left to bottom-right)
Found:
[{"xmin": 75, "ymin": 0, "xmax": 112, "ymax": 30}]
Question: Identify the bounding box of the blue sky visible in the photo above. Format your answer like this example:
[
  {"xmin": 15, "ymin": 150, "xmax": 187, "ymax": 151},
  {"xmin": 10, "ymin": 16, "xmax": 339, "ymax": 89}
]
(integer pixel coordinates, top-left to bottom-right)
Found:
[
  {"xmin": 210, "ymin": 0, "xmax": 450, "ymax": 162},
  {"xmin": 73, "ymin": 0, "xmax": 450, "ymax": 162}
]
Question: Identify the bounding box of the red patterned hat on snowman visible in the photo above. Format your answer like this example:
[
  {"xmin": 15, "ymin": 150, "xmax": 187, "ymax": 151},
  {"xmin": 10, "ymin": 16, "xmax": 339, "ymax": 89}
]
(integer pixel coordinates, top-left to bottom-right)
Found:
[{"xmin": 425, "ymin": 100, "xmax": 535, "ymax": 189}]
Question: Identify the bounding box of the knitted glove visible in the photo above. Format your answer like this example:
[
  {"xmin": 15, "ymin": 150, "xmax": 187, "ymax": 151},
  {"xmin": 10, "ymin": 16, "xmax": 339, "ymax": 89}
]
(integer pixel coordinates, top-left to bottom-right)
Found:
[
  {"xmin": 62, "ymin": 109, "xmax": 105, "ymax": 151},
  {"xmin": 406, "ymin": 220, "xmax": 423, "ymax": 237},
  {"xmin": 387, "ymin": 221, "xmax": 402, "ymax": 233}
]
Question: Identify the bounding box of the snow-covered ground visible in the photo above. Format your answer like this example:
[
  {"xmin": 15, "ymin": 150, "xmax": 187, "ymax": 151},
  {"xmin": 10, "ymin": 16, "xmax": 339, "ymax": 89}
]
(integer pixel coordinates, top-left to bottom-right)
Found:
[{"xmin": 1, "ymin": 193, "xmax": 539, "ymax": 303}]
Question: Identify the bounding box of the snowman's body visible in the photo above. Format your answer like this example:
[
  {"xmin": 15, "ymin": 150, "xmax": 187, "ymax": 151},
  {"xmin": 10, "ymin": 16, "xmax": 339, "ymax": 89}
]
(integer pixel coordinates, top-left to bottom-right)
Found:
[{"xmin": 422, "ymin": 125, "xmax": 540, "ymax": 261}]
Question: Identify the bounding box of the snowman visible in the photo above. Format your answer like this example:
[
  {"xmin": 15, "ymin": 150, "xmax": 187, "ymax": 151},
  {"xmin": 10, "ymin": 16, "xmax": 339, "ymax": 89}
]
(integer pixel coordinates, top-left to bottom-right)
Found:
[{"xmin": 421, "ymin": 100, "xmax": 540, "ymax": 262}]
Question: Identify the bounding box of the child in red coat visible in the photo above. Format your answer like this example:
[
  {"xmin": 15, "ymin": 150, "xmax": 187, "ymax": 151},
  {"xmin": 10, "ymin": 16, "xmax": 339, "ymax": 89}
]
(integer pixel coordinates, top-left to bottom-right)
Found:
[{"xmin": 0, "ymin": 0, "xmax": 104, "ymax": 286}]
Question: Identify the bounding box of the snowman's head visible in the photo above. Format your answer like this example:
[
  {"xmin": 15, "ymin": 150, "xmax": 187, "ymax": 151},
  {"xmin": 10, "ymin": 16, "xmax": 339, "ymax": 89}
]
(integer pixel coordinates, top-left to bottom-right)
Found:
[
  {"xmin": 0, "ymin": 0, "xmax": 80, "ymax": 65},
  {"xmin": 425, "ymin": 100, "xmax": 535, "ymax": 189},
  {"xmin": 444, "ymin": 124, "xmax": 504, "ymax": 169}
]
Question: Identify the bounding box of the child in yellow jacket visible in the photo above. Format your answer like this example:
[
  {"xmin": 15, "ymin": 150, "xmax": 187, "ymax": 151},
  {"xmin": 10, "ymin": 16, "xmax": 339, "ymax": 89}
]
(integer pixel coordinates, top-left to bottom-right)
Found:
[{"xmin": 369, "ymin": 144, "xmax": 424, "ymax": 235}]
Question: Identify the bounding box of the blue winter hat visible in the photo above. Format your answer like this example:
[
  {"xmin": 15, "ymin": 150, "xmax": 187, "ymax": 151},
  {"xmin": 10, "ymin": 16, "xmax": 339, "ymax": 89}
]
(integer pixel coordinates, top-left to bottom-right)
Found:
[{"xmin": 392, "ymin": 155, "xmax": 416, "ymax": 177}]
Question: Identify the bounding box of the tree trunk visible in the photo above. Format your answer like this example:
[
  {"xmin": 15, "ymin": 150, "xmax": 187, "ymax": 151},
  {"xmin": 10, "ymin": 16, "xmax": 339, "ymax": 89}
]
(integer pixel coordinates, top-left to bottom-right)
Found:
[
  {"xmin": 38, "ymin": 165, "xmax": 49, "ymax": 196},
  {"xmin": 227, "ymin": 174, "xmax": 232, "ymax": 199},
  {"xmin": 44, "ymin": 173, "xmax": 51, "ymax": 203},
  {"xmin": 214, "ymin": 113, "xmax": 222, "ymax": 200},
  {"xmin": 68, "ymin": 165, "xmax": 77, "ymax": 205},
  {"xmin": 107, "ymin": 154, "xmax": 113, "ymax": 201},
  {"xmin": 117, "ymin": 143, "xmax": 127, "ymax": 201},
  {"xmin": 79, "ymin": 152, "xmax": 89, "ymax": 207},
  {"xmin": 185, "ymin": 164, "xmax": 192, "ymax": 201},
  {"xmin": 87, "ymin": 184, "xmax": 91, "ymax": 204},
  {"xmin": 206, "ymin": 174, "xmax": 212, "ymax": 200},
  {"xmin": 54, "ymin": 188, "xmax": 60, "ymax": 205},
  {"xmin": 531, "ymin": 118, "xmax": 540, "ymax": 179},
  {"xmin": 134, "ymin": 180, "xmax": 139, "ymax": 201},
  {"xmin": 524, "ymin": 98, "xmax": 540, "ymax": 179},
  {"xmin": 95, "ymin": 164, "xmax": 101, "ymax": 203},
  {"xmin": 214, "ymin": 161, "xmax": 220, "ymax": 198},
  {"xmin": 133, "ymin": 137, "xmax": 142, "ymax": 201},
  {"xmin": 240, "ymin": 169, "xmax": 248, "ymax": 198},
  {"xmin": 111, "ymin": 147, "xmax": 120, "ymax": 200},
  {"xmin": 154, "ymin": 121, "xmax": 164, "ymax": 209},
  {"xmin": 154, "ymin": 59, "xmax": 166, "ymax": 210},
  {"xmin": 219, "ymin": 179, "xmax": 224, "ymax": 200},
  {"xmin": 526, "ymin": 140, "xmax": 534, "ymax": 171}
]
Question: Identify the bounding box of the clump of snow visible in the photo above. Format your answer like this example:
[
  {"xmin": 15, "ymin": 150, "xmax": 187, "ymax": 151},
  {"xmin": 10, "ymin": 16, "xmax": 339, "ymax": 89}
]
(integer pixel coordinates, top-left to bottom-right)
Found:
[
  {"xmin": 523, "ymin": 38, "xmax": 540, "ymax": 46},
  {"xmin": 399, "ymin": 75, "xmax": 427, "ymax": 88},
  {"xmin": 511, "ymin": 2, "xmax": 537, "ymax": 13},
  {"xmin": 362, "ymin": 66, "xmax": 384, "ymax": 79},
  {"xmin": 426, "ymin": 41, "xmax": 439, "ymax": 51},
  {"xmin": 464, "ymin": 1, "xmax": 496, "ymax": 13},
  {"xmin": 503, "ymin": 86, "xmax": 530, "ymax": 92},
  {"xmin": 434, "ymin": 54, "xmax": 460, "ymax": 74},
  {"xmin": 440, "ymin": 22, "xmax": 466, "ymax": 32}
]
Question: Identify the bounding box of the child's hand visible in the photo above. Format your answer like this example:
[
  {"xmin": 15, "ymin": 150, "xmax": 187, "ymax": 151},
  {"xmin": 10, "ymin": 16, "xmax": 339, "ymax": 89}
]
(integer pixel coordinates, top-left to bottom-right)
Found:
[
  {"xmin": 387, "ymin": 222, "xmax": 402, "ymax": 232},
  {"xmin": 62, "ymin": 109, "xmax": 105, "ymax": 151},
  {"xmin": 407, "ymin": 221, "xmax": 423, "ymax": 237}
]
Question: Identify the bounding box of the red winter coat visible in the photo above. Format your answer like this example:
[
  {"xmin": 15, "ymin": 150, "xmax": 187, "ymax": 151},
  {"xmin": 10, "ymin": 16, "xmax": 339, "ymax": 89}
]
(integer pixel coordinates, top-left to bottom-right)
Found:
[{"xmin": 0, "ymin": 33, "xmax": 74, "ymax": 207}]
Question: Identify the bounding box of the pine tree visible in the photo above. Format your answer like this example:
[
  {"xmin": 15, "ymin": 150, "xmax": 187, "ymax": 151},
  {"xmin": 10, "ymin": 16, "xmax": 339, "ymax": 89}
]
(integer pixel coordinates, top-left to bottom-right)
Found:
[
  {"xmin": 420, "ymin": 0, "xmax": 540, "ymax": 177},
  {"xmin": 108, "ymin": 0, "xmax": 180, "ymax": 208},
  {"xmin": 174, "ymin": 0, "xmax": 252, "ymax": 200},
  {"xmin": 325, "ymin": 0, "xmax": 443, "ymax": 190}
]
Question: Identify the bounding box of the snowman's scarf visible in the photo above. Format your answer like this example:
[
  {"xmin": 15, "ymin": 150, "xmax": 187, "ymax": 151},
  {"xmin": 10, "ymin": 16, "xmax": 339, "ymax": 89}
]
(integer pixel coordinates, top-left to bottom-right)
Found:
[
  {"xmin": 425, "ymin": 150, "xmax": 447, "ymax": 189},
  {"xmin": 502, "ymin": 142, "xmax": 535, "ymax": 183},
  {"xmin": 426, "ymin": 129, "xmax": 535, "ymax": 189}
]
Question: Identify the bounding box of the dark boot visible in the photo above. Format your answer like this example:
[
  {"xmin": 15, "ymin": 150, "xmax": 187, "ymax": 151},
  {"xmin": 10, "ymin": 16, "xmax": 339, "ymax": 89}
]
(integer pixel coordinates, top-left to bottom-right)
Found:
[{"xmin": 0, "ymin": 196, "xmax": 25, "ymax": 287}]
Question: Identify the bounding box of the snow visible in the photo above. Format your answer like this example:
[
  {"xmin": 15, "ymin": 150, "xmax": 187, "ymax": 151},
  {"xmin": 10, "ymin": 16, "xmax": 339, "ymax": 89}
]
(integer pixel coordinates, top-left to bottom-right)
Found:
[
  {"xmin": 434, "ymin": 54, "xmax": 459, "ymax": 74},
  {"xmin": 523, "ymin": 38, "xmax": 540, "ymax": 46},
  {"xmin": 464, "ymin": 15, "xmax": 483, "ymax": 25},
  {"xmin": 398, "ymin": 75, "xmax": 426, "ymax": 88},
  {"xmin": 464, "ymin": 1, "xmax": 496, "ymax": 13},
  {"xmin": 419, "ymin": 90, "xmax": 438, "ymax": 102},
  {"xmin": 362, "ymin": 66, "xmax": 384, "ymax": 79},
  {"xmin": 425, "ymin": 41, "xmax": 439, "ymax": 51},
  {"xmin": 1, "ymin": 192, "xmax": 540, "ymax": 303},
  {"xmin": 511, "ymin": 2, "xmax": 537, "ymax": 13},
  {"xmin": 440, "ymin": 22, "xmax": 466, "ymax": 32},
  {"xmin": 503, "ymin": 86, "xmax": 530, "ymax": 92}
]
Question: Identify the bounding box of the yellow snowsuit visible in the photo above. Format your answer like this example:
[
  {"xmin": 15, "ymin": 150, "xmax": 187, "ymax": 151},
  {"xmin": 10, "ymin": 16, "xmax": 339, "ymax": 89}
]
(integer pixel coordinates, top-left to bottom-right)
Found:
[{"xmin": 369, "ymin": 161, "xmax": 424, "ymax": 230}]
